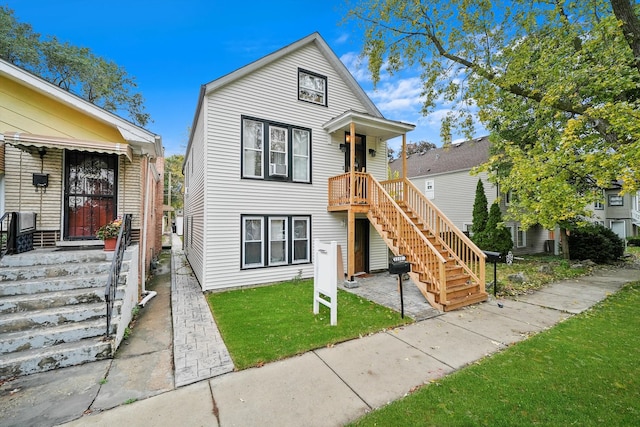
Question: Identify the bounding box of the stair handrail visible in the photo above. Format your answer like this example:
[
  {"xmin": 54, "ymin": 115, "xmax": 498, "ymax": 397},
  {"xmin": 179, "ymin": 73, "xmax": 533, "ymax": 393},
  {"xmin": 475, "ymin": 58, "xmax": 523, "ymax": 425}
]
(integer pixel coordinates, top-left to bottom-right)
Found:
[
  {"xmin": 388, "ymin": 178, "xmax": 486, "ymax": 290},
  {"xmin": 104, "ymin": 214, "xmax": 132, "ymax": 336},
  {"xmin": 367, "ymin": 175, "xmax": 449, "ymax": 299},
  {"xmin": 0, "ymin": 212, "xmax": 13, "ymax": 260}
]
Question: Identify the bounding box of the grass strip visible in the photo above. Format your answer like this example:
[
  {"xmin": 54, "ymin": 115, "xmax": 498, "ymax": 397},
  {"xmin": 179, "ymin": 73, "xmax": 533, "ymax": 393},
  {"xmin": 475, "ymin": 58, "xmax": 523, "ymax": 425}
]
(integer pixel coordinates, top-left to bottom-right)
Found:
[
  {"xmin": 349, "ymin": 282, "xmax": 640, "ymax": 426},
  {"xmin": 207, "ymin": 279, "xmax": 412, "ymax": 370}
]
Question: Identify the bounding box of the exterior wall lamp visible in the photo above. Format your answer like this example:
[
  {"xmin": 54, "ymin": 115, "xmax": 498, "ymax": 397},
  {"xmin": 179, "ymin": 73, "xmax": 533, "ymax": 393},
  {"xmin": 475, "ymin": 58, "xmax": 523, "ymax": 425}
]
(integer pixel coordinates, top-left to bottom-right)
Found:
[
  {"xmin": 339, "ymin": 143, "xmax": 347, "ymax": 153},
  {"xmin": 368, "ymin": 148, "xmax": 376, "ymax": 157}
]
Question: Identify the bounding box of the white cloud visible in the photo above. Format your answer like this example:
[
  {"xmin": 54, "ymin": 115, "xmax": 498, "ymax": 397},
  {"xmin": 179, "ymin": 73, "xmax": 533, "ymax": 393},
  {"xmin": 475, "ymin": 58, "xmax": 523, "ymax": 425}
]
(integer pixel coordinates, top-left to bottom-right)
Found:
[
  {"xmin": 340, "ymin": 51, "xmax": 372, "ymax": 82},
  {"xmin": 335, "ymin": 33, "xmax": 349, "ymax": 44},
  {"xmin": 367, "ymin": 77, "xmax": 424, "ymax": 114}
]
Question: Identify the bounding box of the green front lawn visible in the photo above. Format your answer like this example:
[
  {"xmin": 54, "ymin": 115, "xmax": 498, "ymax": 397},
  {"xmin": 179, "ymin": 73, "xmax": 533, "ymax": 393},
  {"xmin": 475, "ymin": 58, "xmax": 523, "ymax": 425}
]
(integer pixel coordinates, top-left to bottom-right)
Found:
[
  {"xmin": 349, "ymin": 281, "xmax": 640, "ymax": 426},
  {"xmin": 206, "ymin": 279, "xmax": 412, "ymax": 370}
]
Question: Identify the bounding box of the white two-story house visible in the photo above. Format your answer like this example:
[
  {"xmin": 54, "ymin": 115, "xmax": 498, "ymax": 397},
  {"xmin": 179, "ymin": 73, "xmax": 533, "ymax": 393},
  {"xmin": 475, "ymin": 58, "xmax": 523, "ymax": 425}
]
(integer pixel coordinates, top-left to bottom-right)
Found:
[{"xmin": 183, "ymin": 33, "xmax": 488, "ymax": 311}]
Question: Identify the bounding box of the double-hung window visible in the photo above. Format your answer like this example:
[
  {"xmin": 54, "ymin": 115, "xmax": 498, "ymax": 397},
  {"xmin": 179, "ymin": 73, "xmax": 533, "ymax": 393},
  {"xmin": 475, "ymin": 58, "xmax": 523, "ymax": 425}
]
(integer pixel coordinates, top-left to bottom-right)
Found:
[
  {"xmin": 243, "ymin": 119, "xmax": 264, "ymax": 178},
  {"xmin": 269, "ymin": 127, "xmax": 288, "ymax": 177},
  {"xmin": 292, "ymin": 217, "xmax": 310, "ymax": 263},
  {"xmin": 269, "ymin": 217, "xmax": 288, "ymax": 265},
  {"xmin": 241, "ymin": 215, "xmax": 311, "ymax": 269},
  {"xmin": 242, "ymin": 116, "xmax": 310, "ymax": 183},
  {"xmin": 292, "ymin": 129, "xmax": 310, "ymax": 182},
  {"xmin": 242, "ymin": 217, "xmax": 264, "ymax": 268}
]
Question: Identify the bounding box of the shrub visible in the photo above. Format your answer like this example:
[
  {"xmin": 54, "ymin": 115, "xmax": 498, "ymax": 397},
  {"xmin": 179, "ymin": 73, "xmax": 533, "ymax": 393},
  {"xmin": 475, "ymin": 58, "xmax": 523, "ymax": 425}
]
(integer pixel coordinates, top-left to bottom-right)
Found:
[
  {"xmin": 568, "ymin": 223, "xmax": 625, "ymax": 263},
  {"xmin": 475, "ymin": 202, "xmax": 513, "ymax": 256},
  {"xmin": 627, "ymin": 236, "xmax": 640, "ymax": 247}
]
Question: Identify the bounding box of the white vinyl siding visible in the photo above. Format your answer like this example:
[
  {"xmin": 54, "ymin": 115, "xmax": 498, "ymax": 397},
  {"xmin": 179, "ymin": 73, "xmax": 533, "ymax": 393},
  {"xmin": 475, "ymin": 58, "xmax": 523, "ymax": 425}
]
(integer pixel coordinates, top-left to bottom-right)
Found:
[
  {"xmin": 191, "ymin": 41, "xmax": 389, "ymax": 290},
  {"xmin": 183, "ymin": 103, "xmax": 206, "ymax": 284}
]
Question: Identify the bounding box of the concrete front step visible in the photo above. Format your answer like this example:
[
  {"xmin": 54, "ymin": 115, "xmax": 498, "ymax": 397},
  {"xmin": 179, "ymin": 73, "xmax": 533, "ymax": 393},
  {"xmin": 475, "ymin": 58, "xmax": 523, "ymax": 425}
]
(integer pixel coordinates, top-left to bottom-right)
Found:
[
  {"xmin": 0, "ymin": 286, "xmax": 129, "ymax": 314},
  {"xmin": 0, "ymin": 318, "xmax": 115, "ymax": 354},
  {"xmin": 0, "ymin": 302, "xmax": 109, "ymax": 334},
  {"xmin": 0, "ymin": 248, "xmax": 132, "ymax": 267},
  {"xmin": 0, "ymin": 272, "xmax": 124, "ymax": 297},
  {"xmin": 0, "ymin": 261, "xmax": 126, "ymax": 282},
  {"xmin": 0, "ymin": 337, "xmax": 113, "ymax": 379}
]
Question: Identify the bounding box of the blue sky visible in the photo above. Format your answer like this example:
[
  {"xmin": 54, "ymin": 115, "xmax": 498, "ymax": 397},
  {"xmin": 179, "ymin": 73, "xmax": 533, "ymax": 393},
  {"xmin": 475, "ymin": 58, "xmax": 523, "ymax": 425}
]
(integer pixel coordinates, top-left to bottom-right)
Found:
[{"xmin": 6, "ymin": 0, "xmax": 483, "ymax": 156}]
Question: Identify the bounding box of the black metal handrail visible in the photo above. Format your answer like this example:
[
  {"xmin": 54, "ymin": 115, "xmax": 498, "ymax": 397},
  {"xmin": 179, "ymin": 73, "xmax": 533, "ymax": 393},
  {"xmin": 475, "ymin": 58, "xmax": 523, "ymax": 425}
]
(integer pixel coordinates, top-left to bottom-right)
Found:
[
  {"xmin": 105, "ymin": 214, "xmax": 132, "ymax": 336},
  {"xmin": 0, "ymin": 212, "xmax": 12, "ymax": 260}
]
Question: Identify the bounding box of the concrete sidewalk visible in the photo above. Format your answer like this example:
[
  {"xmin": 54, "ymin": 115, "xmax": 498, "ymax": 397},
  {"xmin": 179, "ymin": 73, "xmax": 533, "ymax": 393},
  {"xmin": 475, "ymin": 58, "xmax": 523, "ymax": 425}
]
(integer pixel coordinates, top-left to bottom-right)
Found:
[
  {"xmin": 61, "ymin": 257, "xmax": 637, "ymax": 426},
  {"xmin": 1, "ymin": 235, "xmax": 637, "ymax": 427}
]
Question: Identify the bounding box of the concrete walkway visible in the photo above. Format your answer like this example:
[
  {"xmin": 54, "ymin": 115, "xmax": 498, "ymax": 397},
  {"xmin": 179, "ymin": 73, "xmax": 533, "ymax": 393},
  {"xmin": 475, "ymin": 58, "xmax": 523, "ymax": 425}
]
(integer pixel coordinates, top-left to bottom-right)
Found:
[
  {"xmin": 170, "ymin": 235, "xmax": 233, "ymax": 387},
  {"xmin": 0, "ymin": 237, "xmax": 637, "ymax": 426}
]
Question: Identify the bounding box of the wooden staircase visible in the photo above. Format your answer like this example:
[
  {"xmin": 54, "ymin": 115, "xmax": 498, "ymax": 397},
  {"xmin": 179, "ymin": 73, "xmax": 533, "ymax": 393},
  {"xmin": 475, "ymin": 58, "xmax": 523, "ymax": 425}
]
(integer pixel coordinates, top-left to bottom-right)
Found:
[{"xmin": 368, "ymin": 176, "xmax": 488, "ymax": 311}]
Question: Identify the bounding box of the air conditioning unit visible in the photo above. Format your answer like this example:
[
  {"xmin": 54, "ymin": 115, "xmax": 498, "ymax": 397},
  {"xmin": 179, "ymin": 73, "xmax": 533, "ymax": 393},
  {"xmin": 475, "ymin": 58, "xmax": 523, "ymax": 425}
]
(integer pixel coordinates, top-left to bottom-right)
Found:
[{"xmin": 270, "ymin": 163, "xmax": 287, "ymax": 176}]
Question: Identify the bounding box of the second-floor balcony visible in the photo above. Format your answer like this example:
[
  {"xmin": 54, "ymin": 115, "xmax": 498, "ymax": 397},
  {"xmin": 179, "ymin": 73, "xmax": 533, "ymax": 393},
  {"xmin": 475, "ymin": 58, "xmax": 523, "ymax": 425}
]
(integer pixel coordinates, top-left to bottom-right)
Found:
[{"xmin": 328, "ymin": 172, "xmax": 371, "ymax": 212}]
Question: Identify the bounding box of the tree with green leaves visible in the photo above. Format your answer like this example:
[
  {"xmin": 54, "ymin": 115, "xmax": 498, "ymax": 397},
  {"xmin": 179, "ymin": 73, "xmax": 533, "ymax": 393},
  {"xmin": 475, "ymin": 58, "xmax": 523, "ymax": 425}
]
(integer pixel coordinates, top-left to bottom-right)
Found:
[
  {"xmin": 0, "ymin": 6, "xmax": 150, "ymax": 126},
  {"xmin": 406, "ymin": 140, "xmax": 436, "ymax": 156},
  {"xmin": 471, "ymin": 179, "xmax": 488, "ymax": 238},
  {"xmin": 164, "ymin": 154, "xmax": 185, "ymax": 211},
  {"xmin": 349, "ymin": 0, "xmax": 640, "ymax": 259},
  {"xmin": 475, "ymin": 202, "xmax": 513, "ymax": 256}
]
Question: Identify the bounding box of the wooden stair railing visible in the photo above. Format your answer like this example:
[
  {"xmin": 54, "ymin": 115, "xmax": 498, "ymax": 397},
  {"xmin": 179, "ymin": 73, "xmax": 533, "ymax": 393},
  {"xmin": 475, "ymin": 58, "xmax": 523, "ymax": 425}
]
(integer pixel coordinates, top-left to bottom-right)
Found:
[
  {"xmin": 327, "ymin": 172, "xmax": 487, "ymax": 310},
  {"xmin": 381, "ymin": 178, "xmax": 486, "ymax": 296},
  {"xmin": 366, "ymin": 176, "xmax": 449, "ymax": 309}
]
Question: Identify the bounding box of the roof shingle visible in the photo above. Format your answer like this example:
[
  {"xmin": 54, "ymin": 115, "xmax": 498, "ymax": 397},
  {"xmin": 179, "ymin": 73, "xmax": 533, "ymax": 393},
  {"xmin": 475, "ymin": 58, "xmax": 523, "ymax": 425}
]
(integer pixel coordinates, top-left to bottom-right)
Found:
[{"xmin": 389, "ymin": 136, "xmax": 490, "ymax": 178}]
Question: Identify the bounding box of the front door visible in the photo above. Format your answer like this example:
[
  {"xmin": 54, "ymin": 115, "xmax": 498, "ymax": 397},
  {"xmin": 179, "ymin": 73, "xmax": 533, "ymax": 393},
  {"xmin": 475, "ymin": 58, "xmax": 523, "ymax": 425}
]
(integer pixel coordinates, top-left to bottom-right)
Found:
[
  {"xmin": 343, "ymin": 133, "xmax": 366, "ymax": 172},
  {"xmin": 354, "ymin": 219, "xmax": 369, "ymax": 274},
  {"xmin": 64, "ymin": 151, "xmax": 118, "ymax": 240}
]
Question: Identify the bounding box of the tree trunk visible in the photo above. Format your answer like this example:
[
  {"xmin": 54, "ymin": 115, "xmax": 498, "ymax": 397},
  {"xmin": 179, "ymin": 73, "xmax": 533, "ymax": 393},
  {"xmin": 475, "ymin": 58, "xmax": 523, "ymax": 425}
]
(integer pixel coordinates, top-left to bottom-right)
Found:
[
  {"xmin": 611, "ymin": 0, "xmax": 640, "ymax": 74},
  {"xmin": 560, "ymin": 227, "xmax": 570, "ymax": 260}
]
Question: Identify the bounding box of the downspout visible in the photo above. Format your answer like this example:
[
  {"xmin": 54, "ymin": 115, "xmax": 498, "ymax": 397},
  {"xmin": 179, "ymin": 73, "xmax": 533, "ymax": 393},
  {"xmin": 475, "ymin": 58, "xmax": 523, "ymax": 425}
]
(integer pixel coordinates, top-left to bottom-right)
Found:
[{"xmin": 139, "ymin": 154, "xmax": 156, "ymax": 307}]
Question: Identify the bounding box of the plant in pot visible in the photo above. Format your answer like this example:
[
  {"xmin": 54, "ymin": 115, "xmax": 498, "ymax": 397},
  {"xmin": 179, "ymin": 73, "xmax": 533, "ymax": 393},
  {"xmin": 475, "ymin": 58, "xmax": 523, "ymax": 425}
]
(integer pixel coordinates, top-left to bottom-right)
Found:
[{"xmin": 96, "ymin": 217, "xmax": 123, "ymax": 251}]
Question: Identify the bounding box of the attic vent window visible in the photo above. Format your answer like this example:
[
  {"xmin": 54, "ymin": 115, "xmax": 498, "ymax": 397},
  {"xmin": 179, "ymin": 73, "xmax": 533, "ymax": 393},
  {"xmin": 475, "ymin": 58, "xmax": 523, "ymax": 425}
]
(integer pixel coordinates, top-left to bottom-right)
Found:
[{"xmin": 298, "ymin": 69, "xmax": 327, "ymax": 106}]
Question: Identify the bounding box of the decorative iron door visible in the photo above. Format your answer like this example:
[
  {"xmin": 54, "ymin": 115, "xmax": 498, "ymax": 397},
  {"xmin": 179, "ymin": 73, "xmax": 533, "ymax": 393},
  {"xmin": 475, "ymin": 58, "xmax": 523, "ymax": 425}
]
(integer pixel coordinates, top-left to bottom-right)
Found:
[{"xmin": 64, "ymin": 151, "xmax": 118, "ymax": 240}]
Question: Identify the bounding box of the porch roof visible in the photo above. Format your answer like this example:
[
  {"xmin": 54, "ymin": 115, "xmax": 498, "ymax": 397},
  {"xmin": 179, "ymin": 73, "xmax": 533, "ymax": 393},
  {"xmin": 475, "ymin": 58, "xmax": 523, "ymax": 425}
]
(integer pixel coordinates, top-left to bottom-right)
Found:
[
  {"xmin": 323, "ymin": 110, "xmax": 415, "ymax": 141},
  {"xmin": 2, "ymin": 132, "xmax": 133, "ymax": 161}
]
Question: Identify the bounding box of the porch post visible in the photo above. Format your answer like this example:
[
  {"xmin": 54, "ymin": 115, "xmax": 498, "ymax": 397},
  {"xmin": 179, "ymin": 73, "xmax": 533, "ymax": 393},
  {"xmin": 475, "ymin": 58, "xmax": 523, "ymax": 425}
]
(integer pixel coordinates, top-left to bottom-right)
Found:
[
  {"xmin": 402, "ymin": 133, "xmax": 407, "ymax": 204},
  {"xmin": 402, "ymin": 133, "xmax": 407, "ymax": 180},
  {"xmin": 348, "ymin": 122, "xmax": 356, "ymax": 281}
]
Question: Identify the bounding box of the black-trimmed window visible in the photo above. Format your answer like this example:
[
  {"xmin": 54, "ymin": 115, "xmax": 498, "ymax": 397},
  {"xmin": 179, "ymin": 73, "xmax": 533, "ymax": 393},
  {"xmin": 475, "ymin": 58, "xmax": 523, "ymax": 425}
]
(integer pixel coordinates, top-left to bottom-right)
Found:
[
  {"xmin": 241, "ymin": 215, "xmax": 311, "ymax": 269},
  {"xmin": 242, "ymin": 116, "xmax": 311, "ymax": 183},
  {"xmin": 609, "ymin": 194, "xmax": 623, "ymax": 206},
  {"xmin": 298, "ymin": 69, "xmax": 327, "ymax": 106}
]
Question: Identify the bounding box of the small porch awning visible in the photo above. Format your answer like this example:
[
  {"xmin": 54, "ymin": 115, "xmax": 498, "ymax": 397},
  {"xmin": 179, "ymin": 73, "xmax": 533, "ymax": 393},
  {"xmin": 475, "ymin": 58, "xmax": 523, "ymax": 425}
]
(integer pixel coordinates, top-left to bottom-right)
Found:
[
  {"xmin": 323, "ymin": 110, "xmax": 415, "ymax": 141},
  {"xmin": 3, "ymin": 132, "xmax": 133, "ymax": 162}
]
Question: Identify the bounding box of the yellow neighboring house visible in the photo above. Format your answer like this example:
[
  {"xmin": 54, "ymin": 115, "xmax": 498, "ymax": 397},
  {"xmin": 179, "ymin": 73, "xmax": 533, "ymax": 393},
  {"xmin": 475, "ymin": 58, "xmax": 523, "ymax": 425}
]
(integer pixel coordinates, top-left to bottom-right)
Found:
[{"xmin": 0, "ymin": 58, "xmax": 164, "ymax": 288}]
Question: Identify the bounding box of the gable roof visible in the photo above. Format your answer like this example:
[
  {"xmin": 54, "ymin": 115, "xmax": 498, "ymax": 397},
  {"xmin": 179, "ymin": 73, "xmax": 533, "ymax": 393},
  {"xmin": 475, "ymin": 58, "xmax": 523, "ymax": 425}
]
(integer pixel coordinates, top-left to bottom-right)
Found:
[
  {"xmin": 204, "ymin": 32, "xmax": 381, "ymax": 116},
  {"xmin": 390, "ymin": 136, "xmax": 490, "ymax": 178},
  {"xmin": 0, "ymin": 59, "xmax": 162, "ymax": 158},
  {"xmin": 185, "ymin": 32, "xmax": 385, "ymax": 160}
]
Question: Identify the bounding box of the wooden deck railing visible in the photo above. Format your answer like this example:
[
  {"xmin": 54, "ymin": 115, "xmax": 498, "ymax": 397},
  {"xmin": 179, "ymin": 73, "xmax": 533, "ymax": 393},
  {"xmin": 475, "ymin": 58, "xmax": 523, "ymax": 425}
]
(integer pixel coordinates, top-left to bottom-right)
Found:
[
  {"xmin": 382, "ymin": 178, "xmax": 486, "ymax": 291},
  {"xmin": 328, "ymin": 172, "xmax": 369, "ymax": 206}
]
